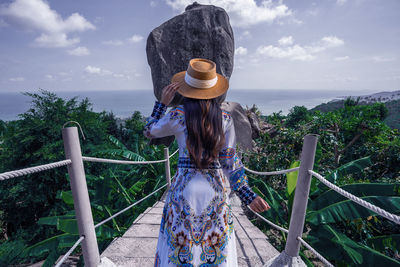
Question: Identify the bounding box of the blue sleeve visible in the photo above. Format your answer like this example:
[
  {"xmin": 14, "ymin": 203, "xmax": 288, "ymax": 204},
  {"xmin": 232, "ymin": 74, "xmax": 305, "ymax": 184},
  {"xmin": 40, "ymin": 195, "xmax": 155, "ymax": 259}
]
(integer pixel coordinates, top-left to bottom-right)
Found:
[
  {"xmin": 143, "ymin": 101, "xmax": 175, "ymax": 139},
  {"xmin": 219, "ymin": 114, "xmax": 258, "ymax": 206}
]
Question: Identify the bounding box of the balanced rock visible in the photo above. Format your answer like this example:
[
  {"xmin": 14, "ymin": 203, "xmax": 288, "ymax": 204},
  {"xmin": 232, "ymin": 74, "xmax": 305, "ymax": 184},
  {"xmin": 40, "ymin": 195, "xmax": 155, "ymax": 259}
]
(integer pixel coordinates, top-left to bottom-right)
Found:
[
  {"xmin": 221, "ymin": 102, "xmax": 253, "ymax": 151},
  {"xmin": 146, "ymin": 1, "xmax": 234, "ymax": 106}
]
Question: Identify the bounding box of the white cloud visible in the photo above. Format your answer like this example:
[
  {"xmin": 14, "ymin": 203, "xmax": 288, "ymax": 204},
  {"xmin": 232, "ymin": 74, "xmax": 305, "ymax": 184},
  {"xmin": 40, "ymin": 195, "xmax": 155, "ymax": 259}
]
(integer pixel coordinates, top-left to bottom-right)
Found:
[
  {"xmin": 321, "ymin": 36, "xmax": 344, "ymax": 47},
  {"xmin": 370, "ymin": 56, "xmax": 396, "ymax": 62},
  {"xmin": 9, "ymin": 77, "xmax": 25, "ymax": 82},
  {"xmin": 34, "ymin": 33, "xmax": 80, "ymax": 47},
  {"xmin": 335, "ymin": 56, "xmax": 349, "ymax": 61},
  {"xmin": 257, "ymin": 44, "xmax": 314, "ymax": 61},
  {"xmin": 128, "ymin": 34, "xmax": 143, "ymax": 43},
  {"xmin": 84, "ymin": 66, "xmax": 132, "ymax": 79},
  {"xmin": 256, "ymin": 35, "xmax": 344, "ymax": 61},
  {"xmin": 68, "ymin": 46, "xmax": 90, "ymax": 56},
  {"xmin": 235, "ymin": 46, "xmax": 248, "ymax": 56},
  {"xmin": 164, "ymin": 0, "xmax": 293, "ymax": 27},
  {"xmin": 336, "ymin": 0, "xmax": 348, "ymax": 6},
  {"xmin": 45, "ymin": 74, "xmax": 55, "ymax": 80},
  {"xmin": 102, "ymin": 40, "xmax": 124, "ymax": 46},
  {"xmin": 278, "ymin": 36, "xmax": 293, "ymax": 46},
  {"xmin": 150, "ymin": 1, "xmax": 158, "ymax": 7},
  {"xmin": 239, "ymin": 30, "xmax": 251, "ymax": 40},
  {"xmin": 85, "ymin": 65, "xmax": 112, "ymax": 75},
  {"xmin": 0, "ymin": 0, "xmax": 95, "ymax": 47}
]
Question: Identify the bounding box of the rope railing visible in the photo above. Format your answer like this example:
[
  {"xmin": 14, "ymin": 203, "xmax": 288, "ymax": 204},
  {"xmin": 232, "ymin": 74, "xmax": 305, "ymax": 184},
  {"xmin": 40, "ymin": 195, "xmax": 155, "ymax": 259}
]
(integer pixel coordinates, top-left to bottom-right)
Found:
[
  {"xmin": 0, "ymin": 159, "xmax": 72, "ymax": 181},
  {"xmin": 54, "ymin": 235, "xmax": 85, "ymax": 267},
  {"xmin": 244, "ymin": 166, "xmax": 300, "ymax": 176},
  {"xmin": 310, "ymin": 170, "xmax": 400, "ymax": 225},
  {"xmin": 169, "ymin": 148, "xmax": 179, "ymax": 158},
  {"xmin": 94, "ymin": 183, "xmax": 168, "ymax": 228},
  {"xmin": 82, "ymin": 156, "xmax": 167, "ymax": 165},
  {"xmin": 297, "ymin": 236, "xmax": 334, "ymax": 267},
  {"xmin": 81, "ymin": 149, "xmax": 179, "ymax": 165},
  {"xmin": 248, "ymin": 206, "xmax": 334, "ymax": 266},
  {"xmin": 247, "ymin": 206, "xmax": 289, "ymax": 233}
]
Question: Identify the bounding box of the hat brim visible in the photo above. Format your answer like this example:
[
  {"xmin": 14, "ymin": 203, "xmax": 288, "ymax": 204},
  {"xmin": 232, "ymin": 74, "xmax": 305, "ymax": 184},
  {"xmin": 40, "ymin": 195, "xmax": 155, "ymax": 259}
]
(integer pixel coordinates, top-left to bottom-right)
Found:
[{"xmin": 171, "ymin": 71, "xmax": 229, "ymax": 99}]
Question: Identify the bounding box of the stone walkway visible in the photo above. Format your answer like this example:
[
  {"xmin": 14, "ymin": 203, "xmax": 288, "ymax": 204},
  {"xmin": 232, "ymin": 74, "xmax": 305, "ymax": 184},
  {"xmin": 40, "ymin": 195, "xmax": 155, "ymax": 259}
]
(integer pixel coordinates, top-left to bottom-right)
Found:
[{"xmin": 100, "ymin": 194, "xmax": 279, "ymax": 266}]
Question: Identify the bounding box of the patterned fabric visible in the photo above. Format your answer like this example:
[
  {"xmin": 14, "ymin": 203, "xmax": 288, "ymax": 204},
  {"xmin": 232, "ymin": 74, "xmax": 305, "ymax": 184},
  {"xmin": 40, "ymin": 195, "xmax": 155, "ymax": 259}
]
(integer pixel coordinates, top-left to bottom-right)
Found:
[
  {"xmin": 144, "ymin": 101, "xmax": 258, "ymax": 266},
  {"xmin": 177, "ymin": 157, "xmax": 221, "ymax": 170},
  {"xmin": 152, "ymin": 101, "xmax": 168, "ymax": 119}
]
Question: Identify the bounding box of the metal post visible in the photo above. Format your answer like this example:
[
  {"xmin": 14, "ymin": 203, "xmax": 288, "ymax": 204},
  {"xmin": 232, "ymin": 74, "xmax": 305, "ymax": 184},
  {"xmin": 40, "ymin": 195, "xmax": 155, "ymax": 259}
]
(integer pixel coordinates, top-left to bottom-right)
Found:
[
  {"xmin": 285, "ymin": 134, "xmax": 318, "ymax": 257},
  {"xmin": 164, "ymin": 147, "xmax": 171, "ymax": 187},
  {"xmin": 62, "ymin": 127, "xmax": 100, "ymax": 267}
]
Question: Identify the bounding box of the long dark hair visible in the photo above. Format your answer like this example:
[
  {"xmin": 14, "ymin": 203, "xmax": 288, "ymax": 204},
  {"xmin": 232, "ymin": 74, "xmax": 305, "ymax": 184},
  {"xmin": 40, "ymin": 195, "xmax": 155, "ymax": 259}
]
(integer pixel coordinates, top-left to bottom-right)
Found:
[{"xmin": 183, "ymin": 97, "xmax": 225, "ymax": 169}]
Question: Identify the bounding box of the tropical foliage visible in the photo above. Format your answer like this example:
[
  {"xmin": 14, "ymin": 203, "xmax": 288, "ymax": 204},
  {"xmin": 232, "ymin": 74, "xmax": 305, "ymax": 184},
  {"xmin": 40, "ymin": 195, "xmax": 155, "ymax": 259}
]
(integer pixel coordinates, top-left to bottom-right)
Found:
[
  {"xmin": 0, "ymin": 91, "xmax": 399, "ymax": 266},
  {"xmin": 244, "ymin": 100, "xmax": 400, "ymax": 266},
  {"xmin": 0, "ymin": 90, "xmax": 177, "ymax": 266}
]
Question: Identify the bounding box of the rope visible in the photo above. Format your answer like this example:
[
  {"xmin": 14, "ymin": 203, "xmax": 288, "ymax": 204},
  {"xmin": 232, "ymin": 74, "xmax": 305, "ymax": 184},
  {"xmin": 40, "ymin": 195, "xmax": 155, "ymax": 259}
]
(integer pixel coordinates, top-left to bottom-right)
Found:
[
  {"xmin": 310, "ymin": 170, "xmax": 400, "ymax": 225},
  {"xmin": 0, "ymin": 160, "xmax": 72, "ymax": 181},
  {"xmin": 169, "ymin": 149, "xmax": 179, "ymax": 158},
  {"xmin": 94, "ymin": 183, "xmax": 167, "ymax": 228},
  {"xmin": 54, "ymin": 235, "xmax": 85, "ymax": 267},
  {"xmin": 297, "ymin": 236, "xmax": 334, "ymax": 267},
  {"xmin": 63, "ymin": 121, "xmax": 86, "ymax": 140},
  {"xmin": 247, "ymin": 206, "xmax": 289, "ymax": 233},
  {"xmin": 82, "ymin": 156, "xmax": 167, "ymax": 165},
  {"xmin": 247, "ymin": 206, "xmax": 333, "ymax": 266},
  {"xmin": 244, "ymin": 166, "xmax": 300, "ymax": 176}
]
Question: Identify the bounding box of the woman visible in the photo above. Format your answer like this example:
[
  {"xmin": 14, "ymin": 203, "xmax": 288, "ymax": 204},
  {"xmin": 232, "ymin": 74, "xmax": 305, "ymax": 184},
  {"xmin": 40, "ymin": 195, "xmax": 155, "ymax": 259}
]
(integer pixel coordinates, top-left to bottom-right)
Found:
[{"xmin": 144, "ymin": 58, "xmax": 270, "ymax": 267}]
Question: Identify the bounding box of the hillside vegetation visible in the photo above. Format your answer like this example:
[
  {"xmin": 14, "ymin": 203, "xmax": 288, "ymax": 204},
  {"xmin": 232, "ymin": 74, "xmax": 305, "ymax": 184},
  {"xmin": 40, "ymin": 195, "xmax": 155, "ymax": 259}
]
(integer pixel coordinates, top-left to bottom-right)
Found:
[
  {"xmin": 312, "ymin": 98, "xmax": 400, "ymax": 130},
  {"xmin": 0, "ymin": 91, "xmax": 399, "ymax": 266}
]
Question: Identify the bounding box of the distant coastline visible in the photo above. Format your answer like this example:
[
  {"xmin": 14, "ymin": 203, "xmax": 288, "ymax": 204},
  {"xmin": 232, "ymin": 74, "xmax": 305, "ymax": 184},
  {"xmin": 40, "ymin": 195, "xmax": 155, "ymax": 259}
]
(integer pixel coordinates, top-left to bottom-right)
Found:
[{"xmin": 0, "ymin": 88, "xmax": 395, "ymax": 121}]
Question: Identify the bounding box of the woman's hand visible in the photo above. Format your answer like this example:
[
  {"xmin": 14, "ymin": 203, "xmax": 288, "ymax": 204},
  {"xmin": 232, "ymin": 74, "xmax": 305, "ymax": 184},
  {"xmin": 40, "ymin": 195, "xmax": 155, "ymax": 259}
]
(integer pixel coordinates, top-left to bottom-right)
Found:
[
  {"xmin": 161, "ymin": 81, "xmax": 181, "ymax": 106},
  {"xmin": 249, "ymin": 196, "xmax": 271, "ymax": 213}
]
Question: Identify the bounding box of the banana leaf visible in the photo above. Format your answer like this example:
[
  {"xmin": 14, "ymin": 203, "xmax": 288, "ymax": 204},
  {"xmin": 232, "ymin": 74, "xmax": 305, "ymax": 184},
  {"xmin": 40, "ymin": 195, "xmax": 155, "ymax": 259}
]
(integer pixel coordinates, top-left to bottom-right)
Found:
[
  {"xmin": 95, "ymin": 224, "xmax": 119, "ymax": 240},
  {"xmin": 366, "ymin": 234, "xmax": 400, "ymax": 253},
  {"xmin": 311, "ymin": 156, "xmax": 373, "ymax": 197},
  {"xmin": 24, "ymin": 233, "xmax": 68, "ymax": 256},
  {"xmin": 250, "ymin": 178, "xmax": 287, "ymax": 226},
  {"xmin": 37, "ymin": 215, "xmax": 75, "ymax": 226},
  {"xmin": 307, "ymin": 196, "xmax": 400, "ymax": 225},
  {"xmin": 310, "ymin": 183, "xmax": 400, "ymax": 210},
  {"xmin": 307, "ymin": 225, "xmax": 400, "ymax": 266},
  {"xmin": 57, "ymin": 218, "xmax": 79, "ymax": 235},
  {"xmin": 108, "ymin": 135, "xmax": 128, "ymax": 150},
  {"xmin": 61, "ymin": 190, "xmax": 74, "ymax": 205},
  {"xmin": 58, "ymin": 234, "xmax": 81, "ymax": 248},
  {"xmin": 286, "ymin": 160, "xmax": 300, "ymax": 220},
  {"xmin": 96, "ymin": 149, "xmax": 146, "ymax": 161},
  {"xmin": 111, "ymin": 170, "xmax": 133, "ymax": 203}
]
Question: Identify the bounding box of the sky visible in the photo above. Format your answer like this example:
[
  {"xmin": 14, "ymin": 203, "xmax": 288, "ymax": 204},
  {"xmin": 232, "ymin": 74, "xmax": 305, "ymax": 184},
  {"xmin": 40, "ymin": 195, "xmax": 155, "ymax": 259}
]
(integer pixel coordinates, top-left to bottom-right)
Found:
[{"xmin": 0, "ymin": 0, "xmax": 399, "ymax": 93}]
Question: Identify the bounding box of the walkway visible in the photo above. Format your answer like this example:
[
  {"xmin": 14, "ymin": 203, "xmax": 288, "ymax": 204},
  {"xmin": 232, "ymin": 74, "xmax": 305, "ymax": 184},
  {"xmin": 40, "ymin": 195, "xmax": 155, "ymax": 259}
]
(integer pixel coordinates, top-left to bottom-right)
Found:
[{"xmin": 100, "ymin": 193, "xmax": 279, "ymax": 266}]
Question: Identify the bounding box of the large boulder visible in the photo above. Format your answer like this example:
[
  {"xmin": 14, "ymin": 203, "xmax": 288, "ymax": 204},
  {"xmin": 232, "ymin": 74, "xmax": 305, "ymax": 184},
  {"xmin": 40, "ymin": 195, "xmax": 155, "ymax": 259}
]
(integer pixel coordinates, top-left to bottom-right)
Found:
[
  {"xmin": 146, "ymin": 1, "xmax": 234, "ymax": 106},
  {"xmin": 221, "ymin": 102, "xmax": 253, "ymax": 151}
]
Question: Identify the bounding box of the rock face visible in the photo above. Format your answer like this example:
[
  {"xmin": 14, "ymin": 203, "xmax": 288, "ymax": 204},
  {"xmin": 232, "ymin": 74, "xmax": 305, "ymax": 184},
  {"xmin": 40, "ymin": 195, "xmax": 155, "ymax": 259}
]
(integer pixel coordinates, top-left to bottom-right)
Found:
[
  {"xmin": 146, "ymin": 2, "xmax": 234, "ymax": 106},
  {"xmin": 221, "ymin": 102, "xmax": 253, "ymax": 151}
]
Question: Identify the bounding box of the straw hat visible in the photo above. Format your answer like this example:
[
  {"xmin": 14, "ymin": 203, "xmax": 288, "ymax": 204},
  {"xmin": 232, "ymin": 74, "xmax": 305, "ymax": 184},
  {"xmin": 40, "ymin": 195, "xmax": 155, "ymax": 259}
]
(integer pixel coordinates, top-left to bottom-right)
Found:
[{"xmin": 171, "ymin": 58, "xmax": 229, "ymax": 99}]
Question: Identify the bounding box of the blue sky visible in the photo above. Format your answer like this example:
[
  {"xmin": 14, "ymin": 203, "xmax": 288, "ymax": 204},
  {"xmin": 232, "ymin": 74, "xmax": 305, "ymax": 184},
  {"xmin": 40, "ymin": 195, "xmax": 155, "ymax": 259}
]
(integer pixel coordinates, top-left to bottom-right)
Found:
[{"xmin": 0, "ymin": 0, "xmax": 399, "ymax": 92}]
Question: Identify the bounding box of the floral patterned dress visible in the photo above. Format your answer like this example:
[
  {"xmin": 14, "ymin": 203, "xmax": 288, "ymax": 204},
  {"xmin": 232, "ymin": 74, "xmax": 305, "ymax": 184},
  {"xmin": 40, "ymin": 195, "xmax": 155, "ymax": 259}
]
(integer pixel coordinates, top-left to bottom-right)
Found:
[{"xmin": 144, "ymin": 101, "xmax": 258, "ymax": 267}]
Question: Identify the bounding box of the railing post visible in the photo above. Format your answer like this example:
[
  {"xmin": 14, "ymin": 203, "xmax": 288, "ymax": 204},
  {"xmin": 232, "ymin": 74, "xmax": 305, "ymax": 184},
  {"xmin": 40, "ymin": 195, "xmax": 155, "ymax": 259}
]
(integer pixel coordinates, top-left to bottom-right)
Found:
[
  {"xmin": 164, "ymin": 147, "xmax": 171, "ymax": 188},
  {"xmin": 62, "ymin": 127, "xmax": 100, "ymax": 267},
  {"xmin": 285, "ymin": 134, "xmax": 318, "ymax": 257}
]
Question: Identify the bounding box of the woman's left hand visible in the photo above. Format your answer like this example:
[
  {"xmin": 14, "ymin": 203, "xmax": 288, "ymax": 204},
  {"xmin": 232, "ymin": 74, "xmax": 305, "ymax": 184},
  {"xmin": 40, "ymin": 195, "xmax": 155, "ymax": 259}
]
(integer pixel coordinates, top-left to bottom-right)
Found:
[
  {"xmin": 161, "ymin": 81, "xmax": 181, "ymax": 106},
  {"xmin": 249, "ymin": 196, "xmax": 271, "ymax": 213}
]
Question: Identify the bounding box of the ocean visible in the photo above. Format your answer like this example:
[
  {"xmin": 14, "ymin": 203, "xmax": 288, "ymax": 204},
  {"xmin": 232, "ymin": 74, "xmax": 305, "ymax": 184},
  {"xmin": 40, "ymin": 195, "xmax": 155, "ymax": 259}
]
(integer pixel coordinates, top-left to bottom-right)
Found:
[{"xmin": 0, "ymin": 89, "xmax": 377, "ymax": 121}]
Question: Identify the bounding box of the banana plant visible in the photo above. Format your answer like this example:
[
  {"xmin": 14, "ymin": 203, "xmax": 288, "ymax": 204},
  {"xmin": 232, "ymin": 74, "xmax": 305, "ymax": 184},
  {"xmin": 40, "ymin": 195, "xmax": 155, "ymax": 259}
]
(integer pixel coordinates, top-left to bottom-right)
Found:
[{"xmin": 250, "ymin": 156, "xmax": 400, "ymax": 266}]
